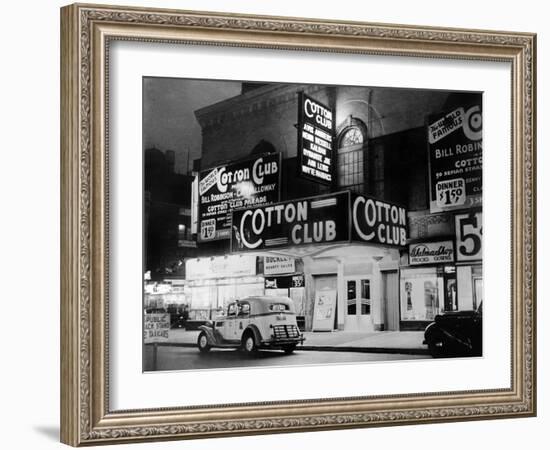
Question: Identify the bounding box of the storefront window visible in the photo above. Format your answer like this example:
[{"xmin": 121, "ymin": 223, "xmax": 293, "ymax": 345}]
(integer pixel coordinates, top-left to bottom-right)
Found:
[
  {"xmin": 188, "ymin": 279, "xmax": 264, "ymax": 320},
  {"xmin": 400, "ymin": 268, "xmax": 444, "ymax": 321},
  {"xmin": 473, "ymin": 278, "xmax": 483, "ymax": 310},
  {"xmin": 189, "ymin": 285, "xmax": 217, "ymax": 320}
]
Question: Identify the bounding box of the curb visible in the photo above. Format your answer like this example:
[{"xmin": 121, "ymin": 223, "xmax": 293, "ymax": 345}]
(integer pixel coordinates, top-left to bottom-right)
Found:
[
  {"xmin": 299, "ymin": 345, "xmax": 430, "ymax": 356},
  {"xmin": 152, "ymin": 342, "xmax": 430, "ymax": 356}
]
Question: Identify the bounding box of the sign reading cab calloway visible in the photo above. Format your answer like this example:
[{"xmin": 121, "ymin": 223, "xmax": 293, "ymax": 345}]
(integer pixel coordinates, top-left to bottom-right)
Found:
[
  {"xmin": 231, "ymin": 191, "xmax": 407, "ymax": 252},
  {"xmin": 297, "ymin": 92, "xmax": 334, "ymax": 185},
  {"xmin": 198, "ymin": 153, "xmax": 281, "ymax": 242}
]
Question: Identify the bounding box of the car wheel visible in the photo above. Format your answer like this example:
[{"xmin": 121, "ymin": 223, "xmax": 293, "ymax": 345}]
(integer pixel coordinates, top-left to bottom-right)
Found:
[
  {"xmin": 197, "ymin": 332, "xmax": 211, "ymax": 353},
  {"xmin": 282, "ymin": 345, "xmax": 296, "ymax": 354},
  {"xmin": 428, "ymin": 339, "xmax": 444, "ymax": 358},
  {"xmin": 241, "ymin": 332, "xmax": 257, "ymax": 355}
]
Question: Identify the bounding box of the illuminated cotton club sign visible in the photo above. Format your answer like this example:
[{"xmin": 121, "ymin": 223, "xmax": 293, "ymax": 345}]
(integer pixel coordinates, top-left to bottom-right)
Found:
[
  {"xmin": 231, "ymin": 191, "xmax": 408, "ymax": 251},
  {"xmin": 297, "ymin": 93, "xmax": 334, "ymax": 185},
  {"xmin": 197, "ymin": 153, "xmax": 281, "ymax": 242},
  {"xmin": 351, "ymin": 195, "xmax": 407, "ymax": 247},
  {"xmin": 231, "ymin": 192, "xmax": 350, "ymax": 252}
]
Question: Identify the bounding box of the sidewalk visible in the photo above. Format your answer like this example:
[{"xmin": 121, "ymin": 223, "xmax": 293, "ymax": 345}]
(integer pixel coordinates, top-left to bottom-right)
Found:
[{"xmin": 165, "ymin": 328, "xmax": 429, "ymax": 355}]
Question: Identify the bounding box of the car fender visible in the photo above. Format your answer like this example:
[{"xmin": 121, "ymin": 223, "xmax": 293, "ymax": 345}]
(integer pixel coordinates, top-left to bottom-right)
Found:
[
  {"xmin": 198, "ymin": 325, "xmax": 219, "ymax": 346},
  {"xmin": 243, "ymin": 324, "xmax": 262, "ymax": 344}
]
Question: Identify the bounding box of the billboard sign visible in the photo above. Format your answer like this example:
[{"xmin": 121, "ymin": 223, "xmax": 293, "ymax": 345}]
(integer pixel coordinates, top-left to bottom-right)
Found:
[
  {"xmin": 297, "ymin": 92, "xmax": 334, "ymax": 185},
  {"xmin": 427, "ymin": 104, "xmax": 482, "ymax": 213},
  {"xmin": 197, "ymin": 153, "xmax": 281, "ymax": 242}
]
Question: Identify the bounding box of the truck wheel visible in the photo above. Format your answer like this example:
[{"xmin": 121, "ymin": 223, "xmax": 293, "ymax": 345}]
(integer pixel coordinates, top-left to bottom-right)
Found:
[
  {"xmin": 197, "ymin": 332, "xmax": 211, "ymax": 353},
  {"xmin": 282, "ymin": 345, "xmax": 296, "ymax": 354},
  {"xmin": 241, "ymin": 332, "xmax": 257, "ymax": 355}
]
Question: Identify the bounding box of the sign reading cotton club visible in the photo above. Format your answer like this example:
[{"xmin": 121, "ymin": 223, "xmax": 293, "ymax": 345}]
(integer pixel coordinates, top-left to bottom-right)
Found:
[
  {"xmin": 231, "ymin": 191, "xmax": 408, "ymax": 252},
  {"xmin": 351, "ymin": 195, "xmax": 408, "ymax": 247},
  {"xmin": 297, "ymin": 92, "xmax": 334, "ymax": 185},
  {"xmin": 197, "ymin": 153, "xmax": 281, "ymax": 242},
  {"xmin": 231, "ymin": 192, "xmax": 350, "ymax": 252}
]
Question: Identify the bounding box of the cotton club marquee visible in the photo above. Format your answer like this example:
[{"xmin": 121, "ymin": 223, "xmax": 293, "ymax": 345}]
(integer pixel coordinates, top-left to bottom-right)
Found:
[{"xmin": 230, "ymin": 191, "xmax": 407, "ymax": 252}]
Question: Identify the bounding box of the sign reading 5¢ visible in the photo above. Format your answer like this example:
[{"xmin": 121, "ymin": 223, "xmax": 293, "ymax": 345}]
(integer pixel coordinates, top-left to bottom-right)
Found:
[{"xmin": 455, "ymin": 212, "xmax": 482, "ymax": 261}]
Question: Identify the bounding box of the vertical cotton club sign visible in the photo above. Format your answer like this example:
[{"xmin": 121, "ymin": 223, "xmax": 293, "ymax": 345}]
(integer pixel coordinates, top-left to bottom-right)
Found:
[{"xmin": 297, "ymin": 92, "xmax": 334, "ymax": 185}]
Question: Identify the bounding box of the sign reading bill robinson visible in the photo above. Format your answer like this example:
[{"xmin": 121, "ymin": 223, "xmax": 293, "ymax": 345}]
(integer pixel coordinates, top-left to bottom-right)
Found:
[
  {"xmin": 197, "ymin": 153, "xmax": 281, "ymax": 242},
  {"xmin": 427, "ymin": 104, "xmax": 482, "ymax": 213}
]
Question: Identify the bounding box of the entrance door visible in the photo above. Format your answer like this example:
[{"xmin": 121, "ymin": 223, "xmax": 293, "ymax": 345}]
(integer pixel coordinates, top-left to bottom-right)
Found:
[
  {"xmin": 382, "ymin": 271, "xmax": 399, "ymax": 331},
  {"xmin": 344, "ymin": 277, "xmax": 373, "ymax": 331},
  {"xmin": 473, "ymin": 277, "xmax": 483, "ymax": 310}
]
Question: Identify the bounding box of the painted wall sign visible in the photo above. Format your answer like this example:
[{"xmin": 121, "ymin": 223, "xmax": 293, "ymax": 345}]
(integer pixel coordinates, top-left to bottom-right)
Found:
[
  {"xmin": 297, "ymin": 92, "xmax": 334, "ymax": 185},
  {"xmin": 185, "ymin": 255, "xmax": 257, "ymax": 280},
  {"xmin": 197, "ymin": 153, "xmax": 281, "ymax": 241},
  {"xmin": 455, "ymin": 211, "xmax": 483, "ymax": 261},
  {"xmin": 409, "ymin": 240, "xmax": 454, "ymax": 265},
  {"xmin": 264, "ymin": 256, "xmax": 296, "ymax": 275},
  {"xmin": 231, "ymin": 192, "xmax": 350, "ymax": 252},
  {"xmin": 427, "ymin": 104, "xmax": 482, "ymax": 213},
  {"xmin": 351, "ymin": 195, "xmax": 408, "ymax": 247}
]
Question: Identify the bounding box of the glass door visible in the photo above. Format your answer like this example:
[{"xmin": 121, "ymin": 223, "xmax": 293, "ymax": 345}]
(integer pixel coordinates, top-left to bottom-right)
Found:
[{"xmin": 344, "ymin": 277, "xmax": 373, "ymax": 331}]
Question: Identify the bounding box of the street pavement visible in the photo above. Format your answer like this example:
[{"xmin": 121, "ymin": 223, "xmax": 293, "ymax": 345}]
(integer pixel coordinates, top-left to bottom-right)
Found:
[
  {"xmin": 165, "ymin": 328, "xmax": 429, "ymax": 355},
  {"xmin": 144, "ymin": 345, "xmax": 430, "ymax": 372}
]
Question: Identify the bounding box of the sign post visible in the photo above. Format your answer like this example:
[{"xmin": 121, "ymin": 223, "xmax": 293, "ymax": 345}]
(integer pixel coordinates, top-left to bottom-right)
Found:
[{"xmin": 144, "ymin": 313, "xmax": 170, "ymax": 371}]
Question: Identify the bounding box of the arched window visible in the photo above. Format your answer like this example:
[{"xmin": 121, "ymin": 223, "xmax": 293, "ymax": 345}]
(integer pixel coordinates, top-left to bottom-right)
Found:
[{"xmin": 337, "ymin": 118, "xmax": 367, "ymax": 194}]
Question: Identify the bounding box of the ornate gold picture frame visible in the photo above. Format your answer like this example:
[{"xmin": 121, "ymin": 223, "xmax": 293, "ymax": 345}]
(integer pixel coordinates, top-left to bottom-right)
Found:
[{"xmin": 60, "ymin": 3, "xmax": 536, "ymax": 446}]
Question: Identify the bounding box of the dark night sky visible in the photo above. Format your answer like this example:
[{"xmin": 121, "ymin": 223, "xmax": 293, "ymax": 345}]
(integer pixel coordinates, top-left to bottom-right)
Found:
[{"xmin": 143, "ymin": 77, "xmax": 242, "ymax": 174}]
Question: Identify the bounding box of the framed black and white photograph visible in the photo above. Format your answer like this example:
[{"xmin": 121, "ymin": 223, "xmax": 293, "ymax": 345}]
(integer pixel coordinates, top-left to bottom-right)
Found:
[
  {"xmin": 60, "ymin": 3, "xmax": 536, "ymax": 446},
  {"xmin": 142, "ymin": 78, "xmax": 483, "ymax": 372}
]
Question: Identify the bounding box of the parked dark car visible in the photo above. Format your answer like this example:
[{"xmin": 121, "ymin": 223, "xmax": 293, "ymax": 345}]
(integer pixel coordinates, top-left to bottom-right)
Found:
[{"xmin": 424, "ymin": 303, "xmax": 482, "ymax": 358}]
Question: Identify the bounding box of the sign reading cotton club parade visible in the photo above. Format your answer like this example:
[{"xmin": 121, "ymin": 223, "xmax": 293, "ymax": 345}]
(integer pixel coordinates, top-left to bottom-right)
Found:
[
  {"xmin": 231, "ymin": 191, "xmax": 407, "ymax": 251},
  {"xmin": 197, "ymin": 153, "xmax": 281, "ymax": 241},
  {"xmin": 427, "ymin": 104, "xmax": 482, "ymax": 213},
  {"xmin": 297, "ymin": 92, "xmax": 334, "ymax": 185}
]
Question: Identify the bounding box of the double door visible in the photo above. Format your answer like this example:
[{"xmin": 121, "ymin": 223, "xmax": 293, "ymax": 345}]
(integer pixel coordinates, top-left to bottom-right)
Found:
[{"xmin": 344, "ymin": 277, "xmax": 373, "ymax": 331}]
